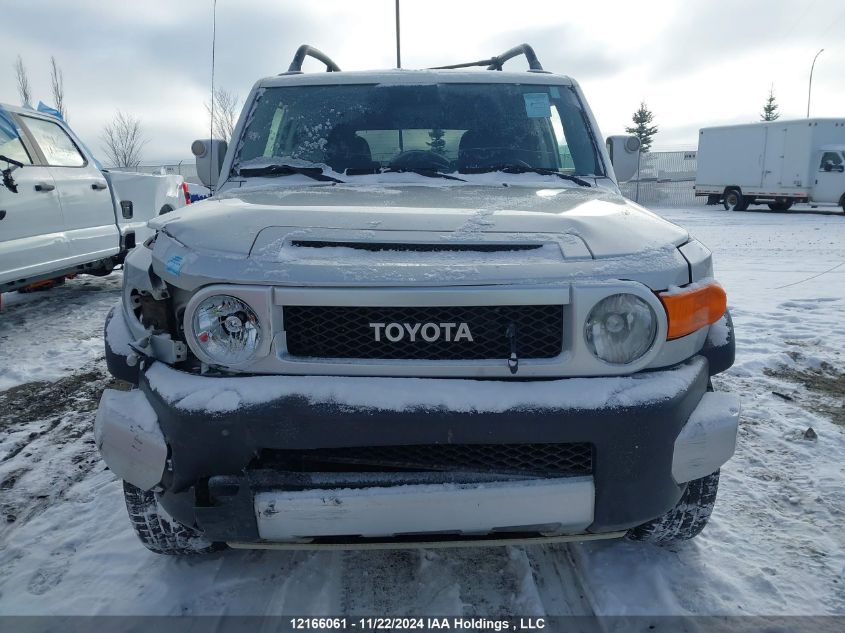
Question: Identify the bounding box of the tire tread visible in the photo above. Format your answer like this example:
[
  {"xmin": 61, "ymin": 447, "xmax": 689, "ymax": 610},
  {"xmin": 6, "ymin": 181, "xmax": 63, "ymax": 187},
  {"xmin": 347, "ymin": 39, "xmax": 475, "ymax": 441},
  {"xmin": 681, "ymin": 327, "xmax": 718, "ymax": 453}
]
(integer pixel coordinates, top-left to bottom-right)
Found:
[
  {"xmin": 626, "ymin": 470, "xmax": 720, "ymax": 544},
  {"xmin": 122, "ymin": 481, "xmax": 222, "ymax": 555}
]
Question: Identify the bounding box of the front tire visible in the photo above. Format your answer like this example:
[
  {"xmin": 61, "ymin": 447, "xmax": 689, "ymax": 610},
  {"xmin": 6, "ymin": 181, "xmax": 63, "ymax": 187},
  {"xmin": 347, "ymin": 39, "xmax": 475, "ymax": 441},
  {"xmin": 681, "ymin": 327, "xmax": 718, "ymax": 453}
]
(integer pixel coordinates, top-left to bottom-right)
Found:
[
  {"xmin": 626, "ymin": 470, "xmax": 720, "ymax": 544},
  {"xmin": 723, "ymin": 189, "xmax": 748, "ymax": 211},
  {"xmin": 122, "ymin": 481, "xmax": 223, "ymax": 555}
]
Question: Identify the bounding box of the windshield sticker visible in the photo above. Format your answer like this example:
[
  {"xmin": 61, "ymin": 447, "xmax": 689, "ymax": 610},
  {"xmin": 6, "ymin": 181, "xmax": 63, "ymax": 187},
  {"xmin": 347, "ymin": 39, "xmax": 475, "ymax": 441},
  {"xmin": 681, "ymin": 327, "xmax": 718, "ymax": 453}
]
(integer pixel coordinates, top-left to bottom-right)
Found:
[
  {"xmin": 523, "ymin": 93, "xmax": 551, "ymax": 118},
  {"xmin": 165, "ymin": 255, "xmax": 184, "ymax": 276},
  {"xmin": 549, "ymin": 86, "xmax": 561, "ymax": 99}
]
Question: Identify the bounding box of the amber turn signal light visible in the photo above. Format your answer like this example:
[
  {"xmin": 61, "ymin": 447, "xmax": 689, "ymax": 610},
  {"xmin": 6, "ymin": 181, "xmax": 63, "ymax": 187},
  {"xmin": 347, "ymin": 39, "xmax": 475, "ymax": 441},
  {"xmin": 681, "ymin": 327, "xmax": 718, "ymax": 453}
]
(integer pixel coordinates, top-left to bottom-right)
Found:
[{"xmin": 659, "ymin": 281, "xmax": 727, "ymax": 340}]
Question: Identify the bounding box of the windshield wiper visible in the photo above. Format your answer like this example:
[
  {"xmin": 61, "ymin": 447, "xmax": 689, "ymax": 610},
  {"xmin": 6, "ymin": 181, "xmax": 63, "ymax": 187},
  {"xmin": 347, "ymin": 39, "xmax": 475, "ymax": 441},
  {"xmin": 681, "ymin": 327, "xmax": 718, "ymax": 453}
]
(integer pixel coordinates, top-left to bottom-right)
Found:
[
  {"xmin": 237, "ymin": 163, "xmax": 344, "ymax": 183},
  {"xmin": 0, "ymin": 154, "xmax": 24, "ymax": 168},
  {"xmin": 381, "ymin": 167, "xmax": 466, "ymax": 182},
  {"xmin": 460, "ymin": 165, "xmax": 592, "ymax": 187}
]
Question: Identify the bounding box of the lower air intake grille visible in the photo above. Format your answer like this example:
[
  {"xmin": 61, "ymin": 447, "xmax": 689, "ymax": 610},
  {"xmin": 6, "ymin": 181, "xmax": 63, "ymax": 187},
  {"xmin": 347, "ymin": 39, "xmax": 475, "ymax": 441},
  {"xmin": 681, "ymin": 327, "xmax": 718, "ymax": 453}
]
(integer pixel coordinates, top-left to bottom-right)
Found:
[{"xmin": 257, "ymin": 443, "xmax": 593, "ymax": 477}]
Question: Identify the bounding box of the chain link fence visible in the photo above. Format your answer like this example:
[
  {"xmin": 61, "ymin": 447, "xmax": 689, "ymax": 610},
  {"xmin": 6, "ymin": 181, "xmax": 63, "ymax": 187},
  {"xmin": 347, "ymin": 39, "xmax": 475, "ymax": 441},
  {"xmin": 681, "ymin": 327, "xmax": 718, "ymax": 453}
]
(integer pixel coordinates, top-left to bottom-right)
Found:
[
  {"xmin": 619, "ymin": 150, "xmax": 704, "ymax": 207},
  {"xmin": 106, "ymin": 161, "xmax": 202, "ymax": 185}
]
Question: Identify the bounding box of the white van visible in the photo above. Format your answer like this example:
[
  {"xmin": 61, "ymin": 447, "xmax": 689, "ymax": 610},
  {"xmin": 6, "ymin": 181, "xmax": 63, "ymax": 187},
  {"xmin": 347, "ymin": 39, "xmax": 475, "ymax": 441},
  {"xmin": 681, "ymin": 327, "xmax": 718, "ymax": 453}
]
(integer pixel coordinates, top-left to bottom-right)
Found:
[{"xmin": 0, "ymin": 104, "xmax": 187, "ymax": 292}]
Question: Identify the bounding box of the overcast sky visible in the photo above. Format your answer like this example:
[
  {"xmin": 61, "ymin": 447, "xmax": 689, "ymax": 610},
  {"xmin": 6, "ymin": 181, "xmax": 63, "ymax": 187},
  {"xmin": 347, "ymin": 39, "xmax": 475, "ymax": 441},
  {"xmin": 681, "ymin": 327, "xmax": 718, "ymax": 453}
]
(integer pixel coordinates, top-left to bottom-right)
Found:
[{"xmin": 2, "ymin": 0, "xmax": 843, "ymax": 163}]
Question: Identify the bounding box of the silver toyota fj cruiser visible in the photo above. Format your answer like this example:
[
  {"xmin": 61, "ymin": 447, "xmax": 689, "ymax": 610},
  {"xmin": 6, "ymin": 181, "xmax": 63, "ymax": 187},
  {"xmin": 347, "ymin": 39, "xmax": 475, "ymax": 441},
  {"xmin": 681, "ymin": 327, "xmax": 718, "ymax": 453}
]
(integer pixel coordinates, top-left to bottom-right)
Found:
[{"xmin": 95, "ymin": 45, "xmax": 739, "ymax": 554}]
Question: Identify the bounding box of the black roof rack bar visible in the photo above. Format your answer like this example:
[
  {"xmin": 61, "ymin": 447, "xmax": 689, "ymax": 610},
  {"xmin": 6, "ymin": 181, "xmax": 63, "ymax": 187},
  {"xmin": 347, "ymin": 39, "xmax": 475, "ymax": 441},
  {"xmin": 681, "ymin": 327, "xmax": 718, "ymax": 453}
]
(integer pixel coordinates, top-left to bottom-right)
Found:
[
  {"xmin": 430, "ymin": 44, "xmax": 544, "ymax": 72},
  {"xmin": 286, "ymin": 45, "xmax": 341, "ymax": 73}
]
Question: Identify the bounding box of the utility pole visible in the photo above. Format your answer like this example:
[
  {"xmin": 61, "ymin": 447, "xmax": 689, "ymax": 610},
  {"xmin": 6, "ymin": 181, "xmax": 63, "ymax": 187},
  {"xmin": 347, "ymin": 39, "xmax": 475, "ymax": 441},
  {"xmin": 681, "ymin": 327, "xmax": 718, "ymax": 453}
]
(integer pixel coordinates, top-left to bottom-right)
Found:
[
  {"xmin": 395, "ymin": 0, "xmax": 401, "ymax": 69},
  {"xmin": 807, "ymin": 48, "xmax": 824, "ymax": 118}
]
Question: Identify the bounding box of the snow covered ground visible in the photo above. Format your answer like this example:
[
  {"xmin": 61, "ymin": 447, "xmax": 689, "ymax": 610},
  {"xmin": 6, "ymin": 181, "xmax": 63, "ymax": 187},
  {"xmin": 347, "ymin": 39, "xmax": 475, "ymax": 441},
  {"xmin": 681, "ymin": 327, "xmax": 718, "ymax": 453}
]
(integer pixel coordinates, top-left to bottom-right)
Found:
[{"xmin": 0, "ymin": 205, "xmax": 843, "ymax": 619}]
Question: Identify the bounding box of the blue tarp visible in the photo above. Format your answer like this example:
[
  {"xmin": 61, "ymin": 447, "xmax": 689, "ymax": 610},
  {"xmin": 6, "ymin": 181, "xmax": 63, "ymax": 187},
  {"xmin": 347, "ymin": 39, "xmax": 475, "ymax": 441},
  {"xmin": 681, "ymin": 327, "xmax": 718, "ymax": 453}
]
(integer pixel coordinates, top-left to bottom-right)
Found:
[
  {"xmin": 36, "ymin": 101, "xmax": 64, "ymax": 120},
  {"xmin": 0, "ymin": 106, "xmax": 20, "ymax": 142}
]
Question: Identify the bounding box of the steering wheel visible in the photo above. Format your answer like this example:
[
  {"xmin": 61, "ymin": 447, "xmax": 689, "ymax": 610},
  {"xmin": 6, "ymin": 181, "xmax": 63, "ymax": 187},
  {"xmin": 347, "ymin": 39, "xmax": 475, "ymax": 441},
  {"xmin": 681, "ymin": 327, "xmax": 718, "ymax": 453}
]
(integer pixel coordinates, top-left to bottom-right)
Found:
[{"xmin": 389, "ymin": 150, "xmax": 451, "ymax": 170}]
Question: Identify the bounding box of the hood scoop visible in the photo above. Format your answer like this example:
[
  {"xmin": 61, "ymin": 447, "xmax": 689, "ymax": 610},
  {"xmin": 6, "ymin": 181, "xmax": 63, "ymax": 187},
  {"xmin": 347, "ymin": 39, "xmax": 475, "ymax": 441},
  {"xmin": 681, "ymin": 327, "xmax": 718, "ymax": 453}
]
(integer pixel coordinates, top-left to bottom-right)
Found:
[
  {"xmin": 251, "ymin": 227, "xmax": 593, "ymax": 264},
  {"xmin": 290, "ymin": 240, "xmax": 543, "ymax": 253}
]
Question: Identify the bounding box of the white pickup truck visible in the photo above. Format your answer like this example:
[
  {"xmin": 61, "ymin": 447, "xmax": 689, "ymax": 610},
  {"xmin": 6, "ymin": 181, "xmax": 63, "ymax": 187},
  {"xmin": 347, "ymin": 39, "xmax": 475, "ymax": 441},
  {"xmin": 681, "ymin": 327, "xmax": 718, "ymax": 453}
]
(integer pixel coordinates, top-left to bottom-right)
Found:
[{"xmin": 0, "ymin": 104, "xmax": 188, "ymax": 293}]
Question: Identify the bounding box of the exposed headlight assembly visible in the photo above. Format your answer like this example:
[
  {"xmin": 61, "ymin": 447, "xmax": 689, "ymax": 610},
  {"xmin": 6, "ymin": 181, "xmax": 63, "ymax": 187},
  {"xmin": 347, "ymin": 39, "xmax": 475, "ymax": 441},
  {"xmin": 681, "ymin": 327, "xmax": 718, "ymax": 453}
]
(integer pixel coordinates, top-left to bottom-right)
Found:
[
  {"xmin": 191, "ymin": 295, "xmax": 261, "ymax": 365},
  {"xmin": 585, "ymin": 293, "xmax": 657, "ymax": 364}
]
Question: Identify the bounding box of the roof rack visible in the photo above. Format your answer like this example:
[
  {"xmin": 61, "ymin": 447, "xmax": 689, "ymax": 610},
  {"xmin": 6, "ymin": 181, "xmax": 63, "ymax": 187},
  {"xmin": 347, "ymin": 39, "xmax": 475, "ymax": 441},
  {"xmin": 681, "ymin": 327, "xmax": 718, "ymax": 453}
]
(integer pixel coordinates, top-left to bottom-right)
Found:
[
  {"xmin": 285, "ymin": 45, "xmax": 341, "ymax": 74},
  {"xmin": 430, "ymin": 44, "xmax": 547, "ymax": 72}
]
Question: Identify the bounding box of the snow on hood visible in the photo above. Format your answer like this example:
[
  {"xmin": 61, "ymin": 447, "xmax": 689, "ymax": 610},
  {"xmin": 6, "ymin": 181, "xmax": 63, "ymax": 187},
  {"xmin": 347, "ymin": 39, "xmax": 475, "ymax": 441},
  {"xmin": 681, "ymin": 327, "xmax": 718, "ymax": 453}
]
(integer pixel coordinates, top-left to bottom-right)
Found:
[{"xmin": 149, "ymin": 184, "xmax": 689, "ymax": 260}]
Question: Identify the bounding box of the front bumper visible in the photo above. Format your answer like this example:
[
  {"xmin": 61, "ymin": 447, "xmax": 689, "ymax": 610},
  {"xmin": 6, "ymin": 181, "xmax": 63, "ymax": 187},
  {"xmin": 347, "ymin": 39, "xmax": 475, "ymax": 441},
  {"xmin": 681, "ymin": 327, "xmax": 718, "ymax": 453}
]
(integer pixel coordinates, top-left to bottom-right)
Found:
[{"xmin": 96, "ymin": 346, "xmax": 740, "ymax": 544}]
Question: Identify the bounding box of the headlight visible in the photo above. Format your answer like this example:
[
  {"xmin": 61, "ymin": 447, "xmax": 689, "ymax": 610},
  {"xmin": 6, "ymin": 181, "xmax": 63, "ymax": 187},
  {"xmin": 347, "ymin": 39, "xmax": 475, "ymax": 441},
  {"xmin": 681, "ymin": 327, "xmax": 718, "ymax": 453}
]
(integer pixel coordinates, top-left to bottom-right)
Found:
[
  {"xmin": 585, "ymin": 293, "xmax": 657, "ymax": 364},
  {"xmin": 191, "ymin": 295, "xmax": 261, "ymax": 365}
]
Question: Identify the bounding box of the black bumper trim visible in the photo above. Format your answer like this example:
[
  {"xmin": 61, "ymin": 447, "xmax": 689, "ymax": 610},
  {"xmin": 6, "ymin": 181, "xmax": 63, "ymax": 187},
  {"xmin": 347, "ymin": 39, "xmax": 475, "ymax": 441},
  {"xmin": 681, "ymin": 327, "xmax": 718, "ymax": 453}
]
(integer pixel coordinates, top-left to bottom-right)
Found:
[
  {"xmin": 702, "ymin": 309, "xmax": 735, "ymax": 377},
  {"xmin": 104, "ymin": 307, "xmax": 140, "ymax": 385},
  {"xmin": 143, "ymin": 358, "xmax": 711, "ymax": 540}
]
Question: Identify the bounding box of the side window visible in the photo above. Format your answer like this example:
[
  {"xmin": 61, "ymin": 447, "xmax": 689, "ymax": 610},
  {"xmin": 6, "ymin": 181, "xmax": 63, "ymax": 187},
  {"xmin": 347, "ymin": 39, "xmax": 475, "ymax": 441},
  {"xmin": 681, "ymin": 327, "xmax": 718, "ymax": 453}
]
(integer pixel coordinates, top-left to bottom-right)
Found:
[
  {"xmin": 22, "ymin": 116, "xmax": 85, "ymax": 167},
  {"xmin": 819, "ymin": 151, "xmax": 843, "ymax": 172},
  {"xmin": 0, "ymin": 111, "xmax": 32, "ymax": 165}
]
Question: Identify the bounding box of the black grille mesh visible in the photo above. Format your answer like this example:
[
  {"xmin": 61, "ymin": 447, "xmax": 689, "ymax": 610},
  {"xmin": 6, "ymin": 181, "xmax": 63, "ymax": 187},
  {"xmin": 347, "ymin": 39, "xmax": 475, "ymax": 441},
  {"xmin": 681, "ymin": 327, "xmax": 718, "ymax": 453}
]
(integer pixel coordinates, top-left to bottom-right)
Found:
[
  {"xmin": 260, "ymin": 443, "xmax": 593, "ymax": 477},
  {"xmin": 283, "ymin": 305, "xmax": 563, "ymax": 360}
]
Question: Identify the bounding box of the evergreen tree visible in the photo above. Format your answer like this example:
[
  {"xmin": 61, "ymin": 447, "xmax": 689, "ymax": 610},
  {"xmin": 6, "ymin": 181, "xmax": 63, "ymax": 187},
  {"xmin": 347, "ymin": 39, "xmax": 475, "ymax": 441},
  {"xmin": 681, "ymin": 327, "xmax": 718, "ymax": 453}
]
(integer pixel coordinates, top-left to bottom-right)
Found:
[
  {"xmin": 427, "ymin": 127, "xmax": 446, "ymax": 155},
  {"xmin": 760, "ymin": 86, "xmax": 780, "ymax": 121},
  {"xmin": 625, "ymin": 102, "xmax": 658, "ymax": 153}
]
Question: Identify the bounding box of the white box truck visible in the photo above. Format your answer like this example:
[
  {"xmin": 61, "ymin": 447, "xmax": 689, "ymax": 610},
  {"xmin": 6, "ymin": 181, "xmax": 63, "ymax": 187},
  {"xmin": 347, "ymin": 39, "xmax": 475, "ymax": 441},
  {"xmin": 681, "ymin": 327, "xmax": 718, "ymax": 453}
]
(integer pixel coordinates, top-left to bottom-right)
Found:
[{"xmin": 695, "ymin": 119, "xmax": 845, "ymax": 213}]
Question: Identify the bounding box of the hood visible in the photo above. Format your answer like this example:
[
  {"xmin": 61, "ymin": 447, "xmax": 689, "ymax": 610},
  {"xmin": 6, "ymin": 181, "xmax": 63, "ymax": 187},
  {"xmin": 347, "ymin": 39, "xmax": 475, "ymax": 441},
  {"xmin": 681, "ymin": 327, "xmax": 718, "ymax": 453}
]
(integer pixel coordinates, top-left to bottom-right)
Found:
[{"xmin": 150, "ymin": 184, "xmax": 688, "ymax": 260}]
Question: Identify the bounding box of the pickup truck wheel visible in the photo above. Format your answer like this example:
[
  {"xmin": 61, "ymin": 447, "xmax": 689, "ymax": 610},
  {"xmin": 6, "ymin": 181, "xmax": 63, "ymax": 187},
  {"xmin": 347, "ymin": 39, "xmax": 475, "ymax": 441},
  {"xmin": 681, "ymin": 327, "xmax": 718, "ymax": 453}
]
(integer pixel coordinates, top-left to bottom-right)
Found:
[
  {"xmin": 122, "ymin": 481, "xmax": 224, "ymax": 555},
  {"xmin": 723, "ymin": 189, "xmax": 747, "ymax": 211},
  {"xmin": 768, "ymin": 199, "xmax": 793, "ymax": 211},
  {"xmin": 626, "ymin": 470, "xmax": 720, "ymax": 544}
]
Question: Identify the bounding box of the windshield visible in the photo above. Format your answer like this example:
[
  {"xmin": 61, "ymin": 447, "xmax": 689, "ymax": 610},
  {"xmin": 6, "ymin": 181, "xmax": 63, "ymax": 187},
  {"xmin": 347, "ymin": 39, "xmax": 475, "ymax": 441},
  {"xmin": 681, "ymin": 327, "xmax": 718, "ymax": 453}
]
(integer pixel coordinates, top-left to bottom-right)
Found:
[{"xmin": 234, "ymin": 83, "xmax": 604, "ymax": 179}]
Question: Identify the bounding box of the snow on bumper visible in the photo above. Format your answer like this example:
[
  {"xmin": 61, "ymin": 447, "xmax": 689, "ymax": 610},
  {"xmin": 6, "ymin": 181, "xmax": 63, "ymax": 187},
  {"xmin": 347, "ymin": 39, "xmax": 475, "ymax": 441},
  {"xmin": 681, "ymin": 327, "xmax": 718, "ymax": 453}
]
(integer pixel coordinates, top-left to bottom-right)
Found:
[
  {"xmin": 144, "ymin": 356, "xmax": 707, "ymax": 414},
  {"xmin": 255, "ymin": 477, "xmax": 595, "ymax": 541}
]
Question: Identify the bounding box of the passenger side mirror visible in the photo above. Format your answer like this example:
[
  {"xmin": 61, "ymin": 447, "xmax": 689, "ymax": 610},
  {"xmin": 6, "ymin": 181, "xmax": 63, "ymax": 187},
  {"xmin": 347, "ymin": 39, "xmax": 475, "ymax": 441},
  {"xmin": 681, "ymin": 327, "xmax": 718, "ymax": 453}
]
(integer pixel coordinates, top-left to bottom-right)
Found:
[
  {"xmin": 606, "ymin": 135, "xmax": 641, "ymax": 183},
  {"xmin": 191, "ymin": 139, "xmax": 228, "ymax": 188}
]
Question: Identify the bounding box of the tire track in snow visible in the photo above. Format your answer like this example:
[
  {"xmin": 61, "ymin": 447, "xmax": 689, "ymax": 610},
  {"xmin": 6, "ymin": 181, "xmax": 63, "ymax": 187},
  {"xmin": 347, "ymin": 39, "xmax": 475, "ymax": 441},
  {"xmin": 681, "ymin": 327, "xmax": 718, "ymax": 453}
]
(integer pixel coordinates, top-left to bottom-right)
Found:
[
  {"xmin": 524, "ymin": 544, "xmax": 597, "ymax": 616},
  {"xmin": 0, "ymin": 364, "xmax": 114, "ymax": 537},
  {"xmin": 338, "ymin": 543, "xmax": 597, "ymax": 617}
]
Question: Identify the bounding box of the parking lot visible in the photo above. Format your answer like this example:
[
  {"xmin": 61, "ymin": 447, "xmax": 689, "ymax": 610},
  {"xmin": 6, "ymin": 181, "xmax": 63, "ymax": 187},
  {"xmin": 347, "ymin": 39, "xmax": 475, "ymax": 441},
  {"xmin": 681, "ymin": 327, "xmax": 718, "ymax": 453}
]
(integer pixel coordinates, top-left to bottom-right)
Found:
[{"xmin": 0, "ymin": 204, "xmax": 842, "ymax": 617}]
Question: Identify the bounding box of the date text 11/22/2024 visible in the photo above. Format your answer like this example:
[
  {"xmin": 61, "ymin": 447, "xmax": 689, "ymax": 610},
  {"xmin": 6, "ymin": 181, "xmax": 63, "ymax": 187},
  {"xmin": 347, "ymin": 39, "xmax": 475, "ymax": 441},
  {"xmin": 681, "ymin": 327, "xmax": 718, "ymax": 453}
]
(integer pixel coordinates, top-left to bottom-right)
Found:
[{"xmin": 289, "ymin": 617, "xmax": 547, "ymax": 630}]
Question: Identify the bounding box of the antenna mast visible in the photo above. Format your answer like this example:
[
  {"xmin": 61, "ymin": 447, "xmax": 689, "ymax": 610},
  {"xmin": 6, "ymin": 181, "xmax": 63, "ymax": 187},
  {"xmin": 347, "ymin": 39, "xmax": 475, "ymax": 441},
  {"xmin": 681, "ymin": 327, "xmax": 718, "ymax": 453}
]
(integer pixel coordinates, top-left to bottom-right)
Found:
[
  {"xmin": 209, "ymin": 0, "xmax": 217, "ymax": 191},
  {"xmin": 395, "ymin": 0, "xmax": 401, "ymax": 68}
]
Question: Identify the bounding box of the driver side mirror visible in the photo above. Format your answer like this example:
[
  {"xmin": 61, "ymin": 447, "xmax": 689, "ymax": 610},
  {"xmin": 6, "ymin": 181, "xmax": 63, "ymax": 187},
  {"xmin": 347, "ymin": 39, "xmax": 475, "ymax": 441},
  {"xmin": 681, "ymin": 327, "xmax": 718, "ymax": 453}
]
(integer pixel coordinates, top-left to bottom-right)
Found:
[
  {"xmin": 606, "ymin": 135, "xmax": 641, "ymax": 183},
  {"xmin": 191, "ymin": 139, "xmax": 227, "ymax": 188}
]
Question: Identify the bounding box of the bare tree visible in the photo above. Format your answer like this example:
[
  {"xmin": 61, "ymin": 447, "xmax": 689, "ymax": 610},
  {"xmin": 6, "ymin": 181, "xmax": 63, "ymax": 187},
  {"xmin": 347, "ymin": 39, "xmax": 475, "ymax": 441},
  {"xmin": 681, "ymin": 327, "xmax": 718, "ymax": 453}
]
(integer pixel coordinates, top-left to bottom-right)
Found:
[
  {"xmin": 14, "ymin": 55, "xmax": 32, "ymax": 106},
  {"xmin": 204, "ymin": 88, "xmax": 240, "ymax": 143},
  {"xmin": 50, "ymin": 56, "xmax": 67, "ymax": 120},
  {"xmin": 100, "ymin": 111, "xmax": 149, "ymax": 168}
]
